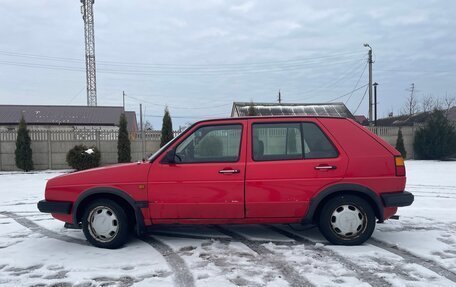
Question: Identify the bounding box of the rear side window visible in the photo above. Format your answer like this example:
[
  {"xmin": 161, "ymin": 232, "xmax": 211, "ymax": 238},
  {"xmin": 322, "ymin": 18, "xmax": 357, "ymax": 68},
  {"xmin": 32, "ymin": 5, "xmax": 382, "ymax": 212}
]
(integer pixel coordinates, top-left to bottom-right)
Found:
[
  {"xmin": 252, "ymin": 122, "xmax": 338, "ymax": 161},
  {"xmin": 252, "ymin": 123, "xmax": 303, "ymax": 161},
  {"xmin": 302, "ymin": 122, "xmax": 338, "ymax": 159}
]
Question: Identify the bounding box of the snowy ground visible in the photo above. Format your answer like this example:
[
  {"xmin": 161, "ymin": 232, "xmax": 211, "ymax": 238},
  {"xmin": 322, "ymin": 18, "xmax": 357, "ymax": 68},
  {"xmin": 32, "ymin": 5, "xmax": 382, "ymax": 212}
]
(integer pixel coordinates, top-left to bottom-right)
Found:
[{"xmin": 0, "ymin": 161, "xmax": 455, "ymax": 287}]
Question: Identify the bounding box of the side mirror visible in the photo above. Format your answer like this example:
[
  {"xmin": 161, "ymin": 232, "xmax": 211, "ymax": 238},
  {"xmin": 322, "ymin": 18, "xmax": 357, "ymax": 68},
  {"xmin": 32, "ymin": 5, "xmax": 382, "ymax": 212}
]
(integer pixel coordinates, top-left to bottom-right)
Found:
[{"xmin": 162, "ymin": 149, "xmax": 176, "ymax": 164}]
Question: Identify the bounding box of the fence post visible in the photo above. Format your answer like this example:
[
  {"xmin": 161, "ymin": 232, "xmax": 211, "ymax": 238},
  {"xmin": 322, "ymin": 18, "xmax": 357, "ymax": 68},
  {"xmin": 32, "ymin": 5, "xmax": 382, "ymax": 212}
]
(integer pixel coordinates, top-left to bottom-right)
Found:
[
  {"xmin": 0, "ymin": 133, "xmax": 3, "ymax": 171},
  {"xmin": 96, "ymin": 130, "xmax": 101, "ymax": 150},
  {"xmin": 47, "ymin": 130, "xmax": 52, "ymax": 170}
]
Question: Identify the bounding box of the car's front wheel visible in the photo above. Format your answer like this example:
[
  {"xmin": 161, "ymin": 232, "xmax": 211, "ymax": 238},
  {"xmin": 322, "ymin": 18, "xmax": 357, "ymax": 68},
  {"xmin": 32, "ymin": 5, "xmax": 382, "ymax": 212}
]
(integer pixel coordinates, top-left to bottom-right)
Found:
[
  {"xmin": 318, "ymin": 195, "xmax": 375, "ymax": 245},
  {"xmin": 82, "ymin": 199, "xmax": 130, "ymax": 249}
]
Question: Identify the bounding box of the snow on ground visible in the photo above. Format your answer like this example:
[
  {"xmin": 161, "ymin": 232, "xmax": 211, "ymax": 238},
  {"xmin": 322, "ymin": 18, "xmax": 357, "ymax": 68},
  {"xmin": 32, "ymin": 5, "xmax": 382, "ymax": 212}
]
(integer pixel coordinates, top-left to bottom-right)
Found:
[{"xmin": 0, "ymin": 161, "xmax": 456, "ymax": 286}]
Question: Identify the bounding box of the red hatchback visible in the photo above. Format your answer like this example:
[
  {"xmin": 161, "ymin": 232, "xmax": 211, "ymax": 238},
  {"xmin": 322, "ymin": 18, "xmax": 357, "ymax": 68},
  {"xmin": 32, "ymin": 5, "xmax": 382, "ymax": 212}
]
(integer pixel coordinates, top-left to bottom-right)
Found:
[{"xmin": 38, "ymin": 116, "xmax": 413, "ymax": 248}]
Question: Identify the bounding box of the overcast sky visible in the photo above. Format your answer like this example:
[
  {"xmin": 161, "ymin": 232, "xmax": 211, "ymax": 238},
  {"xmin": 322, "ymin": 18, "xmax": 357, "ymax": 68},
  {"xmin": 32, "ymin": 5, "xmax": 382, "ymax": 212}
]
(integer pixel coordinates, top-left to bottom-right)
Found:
[{"xmin": 0, "ymin": 0, "xmax": 455, "ymax": 128}]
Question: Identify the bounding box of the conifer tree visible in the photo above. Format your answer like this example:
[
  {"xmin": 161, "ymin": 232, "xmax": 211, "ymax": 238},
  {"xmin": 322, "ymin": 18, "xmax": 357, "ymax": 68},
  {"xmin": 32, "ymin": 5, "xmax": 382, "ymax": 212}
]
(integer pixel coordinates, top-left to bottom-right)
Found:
[
  {"xmin": 160, "ymin": 107, "xmax": 174, "ymax": 147},
  {"xmin": 414, "ymin": 109, "xmax": 456, "ymax": 159},
  {"xmin": 248, "ymin": 101, "xmax": 257, "ymax": 116},
  {"xmin": 117, "ymin": 113, "xmax": 131, "ymax": 163},
  {"xmin": 395, "ymin": 128, "xmax": 407, "ymax": 158},
  {"xmin": 15, "ymin": 116, "xmax": 34, "ymax": 171}
]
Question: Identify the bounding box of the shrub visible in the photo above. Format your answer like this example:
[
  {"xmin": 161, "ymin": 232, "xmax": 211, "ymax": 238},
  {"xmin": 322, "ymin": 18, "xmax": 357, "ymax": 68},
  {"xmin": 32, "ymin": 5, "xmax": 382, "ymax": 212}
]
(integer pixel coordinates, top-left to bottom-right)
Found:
[
  {"xmin": 117, "ymin": 114, "xmax": 131, "ymax": 163},
  {"xmin": 414, "ymin": 109, "xmax": 456, "ymax": 160},
  {"xmin": 15, "ymin": 116, "xmax": 34, "ymax": 171},
  {"xmin": 160, "ymin": 107, "xmax": 174, "ymax": 147},
  {"xmin": 66, "ymin": 145, "xmax": 101, "ymax": 171},
  {"xmin": 395, "ymin": 128, "xmax": 407, "ymax": 158}
]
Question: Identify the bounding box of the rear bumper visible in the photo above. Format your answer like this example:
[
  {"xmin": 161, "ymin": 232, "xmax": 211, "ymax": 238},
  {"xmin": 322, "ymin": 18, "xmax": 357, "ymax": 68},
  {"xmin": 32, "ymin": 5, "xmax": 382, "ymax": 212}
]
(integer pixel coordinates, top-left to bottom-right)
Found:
[
  {"xmin": 381, "ymin": 191, "xmax": 414, "ymax": 207},
  {"xmin": 37, "ymin": 200, "xmax": 72, "ymax": 214}
]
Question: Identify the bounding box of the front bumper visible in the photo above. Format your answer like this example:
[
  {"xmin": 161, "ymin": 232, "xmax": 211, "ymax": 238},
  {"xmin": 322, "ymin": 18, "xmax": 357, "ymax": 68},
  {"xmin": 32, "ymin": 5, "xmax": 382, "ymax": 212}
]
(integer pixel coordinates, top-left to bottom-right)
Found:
[
  {"xmin": 381, "ymin": 191, "xmax": 414, "ymax": 207},
  {"xmin": 37, "ymin": 200, "xmax": 72, "ymax": 214}
]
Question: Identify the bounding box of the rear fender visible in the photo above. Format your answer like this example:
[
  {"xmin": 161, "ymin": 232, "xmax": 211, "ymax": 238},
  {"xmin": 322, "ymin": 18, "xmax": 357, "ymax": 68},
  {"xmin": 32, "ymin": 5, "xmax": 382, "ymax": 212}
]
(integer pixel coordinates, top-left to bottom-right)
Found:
[{"xmin": 302, "ymin": 183, "xmax": 384, "ymax": 224}]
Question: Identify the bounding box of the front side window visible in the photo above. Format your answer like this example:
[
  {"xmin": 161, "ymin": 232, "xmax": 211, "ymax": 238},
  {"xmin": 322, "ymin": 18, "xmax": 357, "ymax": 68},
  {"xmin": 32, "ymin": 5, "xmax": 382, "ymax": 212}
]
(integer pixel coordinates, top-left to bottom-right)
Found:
[
  {"xmin": 175, "ymin": 124, "xmax": 242, "ymax": 163},
  {"xmin": 252, "ymin": 123, "xmax": 302, "ymax": 161}
]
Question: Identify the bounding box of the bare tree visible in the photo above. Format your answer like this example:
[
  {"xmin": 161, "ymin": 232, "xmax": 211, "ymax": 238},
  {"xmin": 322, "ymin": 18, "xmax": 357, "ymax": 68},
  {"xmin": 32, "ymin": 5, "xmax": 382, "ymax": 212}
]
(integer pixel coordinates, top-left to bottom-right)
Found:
[
  {"xmin": 144, "ymin": 120, "xmax": 153, "ymax": 130},
  {"xmin": 421, "ymin": 94, "xmax": 435, "ymax": 113},
  {"xmin": 443, "ymin": 93, "xmax": 456, "ymax": 114},
  {"xmin": 402, "ymin": 83, "xmax": 419, "ymax": 116}
]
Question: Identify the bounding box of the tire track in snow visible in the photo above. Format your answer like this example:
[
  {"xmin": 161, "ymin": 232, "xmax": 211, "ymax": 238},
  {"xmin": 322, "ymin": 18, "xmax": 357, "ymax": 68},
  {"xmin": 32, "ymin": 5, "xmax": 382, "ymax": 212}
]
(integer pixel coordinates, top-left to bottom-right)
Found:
[
  {"xmin": 0, "ymin": 211, "xmax": 88, "ymax": 246},
  {"xmin": 149, "ymin": 230, "xmax": 232, "ymax": 242},
  {"xmin": 369, "ymin": 238, "xmax": 456, "ymax": 283},
  {"xmin": 2, "ymin": 212, "xmax": 195, "ymax": 287},
  {"xmin": 213, "ymin": 225, "xmax": 314, "ymax": 287},
  {"xmin": 141, "ymin": 236, "xmax": 195, "ymax": 287},
  {"xmin": 265, "ymin": 225, "xmax": 391, "ymax": 287},
  {"xmin": 268, "ymin": 225, "xmax": 456, "ymax": 285}
]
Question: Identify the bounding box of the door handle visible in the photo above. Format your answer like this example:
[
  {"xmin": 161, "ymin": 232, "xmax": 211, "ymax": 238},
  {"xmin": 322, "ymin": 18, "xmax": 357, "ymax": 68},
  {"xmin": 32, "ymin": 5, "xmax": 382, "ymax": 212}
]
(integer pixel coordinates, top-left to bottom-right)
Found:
[
  {"xmin": 219, "ymin": 169, "xmax": 240, "ymax": 174},
  {"xmin": 315, "ymin": 165, "xmax": 337, "ymax": 170}
]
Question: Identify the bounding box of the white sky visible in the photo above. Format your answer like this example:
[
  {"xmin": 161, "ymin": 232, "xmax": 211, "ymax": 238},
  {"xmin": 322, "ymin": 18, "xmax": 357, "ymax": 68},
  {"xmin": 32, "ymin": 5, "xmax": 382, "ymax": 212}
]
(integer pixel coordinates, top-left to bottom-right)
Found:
[{"xmin": 0, "ymin": 0, "xmax": 455, "ymax": 128}]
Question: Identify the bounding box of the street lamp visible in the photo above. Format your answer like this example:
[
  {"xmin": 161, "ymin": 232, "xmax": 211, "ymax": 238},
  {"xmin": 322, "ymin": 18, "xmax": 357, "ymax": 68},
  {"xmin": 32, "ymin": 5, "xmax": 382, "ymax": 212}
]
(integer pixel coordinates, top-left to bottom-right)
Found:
[{"xmin": 364, "ymin": 43, "xmax": 373, "ymax": 123}]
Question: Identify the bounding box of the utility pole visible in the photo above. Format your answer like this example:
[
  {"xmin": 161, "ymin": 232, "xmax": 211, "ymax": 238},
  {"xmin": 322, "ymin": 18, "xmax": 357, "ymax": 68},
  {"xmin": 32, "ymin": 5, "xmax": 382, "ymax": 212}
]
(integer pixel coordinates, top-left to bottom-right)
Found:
[
  {"xmin": 363, "ymin": 44, "xmax": 373, "ymax": 123},
  {"xmin": 80, "ymin": 0, "xmax": 97, "ymax": 106},
  {"xmin": 122, "ymin": 91, "xmax": 126, "ymax": 111},
  {"xmin": 373, "ymin": 82, "xmax": 378, "ymax": 126},
  {"xmin": 278, "ymin": 90, "xmax": 282, "ymax": 104},
  {"xmin": 139, "ymin": 104, "xmax": 145, "ymax": 159}
]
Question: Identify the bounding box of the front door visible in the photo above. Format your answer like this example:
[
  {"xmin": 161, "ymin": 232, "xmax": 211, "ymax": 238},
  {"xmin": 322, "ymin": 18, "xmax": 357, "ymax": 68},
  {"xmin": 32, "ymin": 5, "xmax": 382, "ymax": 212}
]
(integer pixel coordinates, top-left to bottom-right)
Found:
[{"xmin": 148, "ymin": 121, "xmax": 247, "ymax": 219}]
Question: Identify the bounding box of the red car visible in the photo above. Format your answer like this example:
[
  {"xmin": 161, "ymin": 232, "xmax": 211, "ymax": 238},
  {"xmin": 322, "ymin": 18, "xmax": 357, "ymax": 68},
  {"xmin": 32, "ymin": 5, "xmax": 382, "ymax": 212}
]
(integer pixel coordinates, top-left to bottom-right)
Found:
[{"xmin": 38, "ymin": 116, "xmax": 413, "ymax": 248}]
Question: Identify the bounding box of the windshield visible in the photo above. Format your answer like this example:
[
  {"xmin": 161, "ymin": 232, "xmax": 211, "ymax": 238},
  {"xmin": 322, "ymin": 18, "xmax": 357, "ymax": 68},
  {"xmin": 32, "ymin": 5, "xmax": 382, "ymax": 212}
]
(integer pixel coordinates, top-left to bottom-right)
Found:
[{"xmin": 147, "ymin": 125, "xmax": 192, "ymax": 162}]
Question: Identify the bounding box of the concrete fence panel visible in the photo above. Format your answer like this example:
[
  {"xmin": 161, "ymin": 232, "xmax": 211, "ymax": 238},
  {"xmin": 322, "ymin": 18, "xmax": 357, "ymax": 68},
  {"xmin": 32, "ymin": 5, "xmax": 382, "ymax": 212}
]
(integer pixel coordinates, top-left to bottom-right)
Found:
[{"xmin": 0, "ymin": 127, "xmax": 417, "ymax": 171}]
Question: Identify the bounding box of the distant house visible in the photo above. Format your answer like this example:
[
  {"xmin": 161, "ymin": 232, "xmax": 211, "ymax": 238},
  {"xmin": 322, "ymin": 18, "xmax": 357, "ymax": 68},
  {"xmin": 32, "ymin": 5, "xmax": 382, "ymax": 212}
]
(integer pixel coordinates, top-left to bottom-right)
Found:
[
  {"xmin": 354, "ymin": 115, "xmax": 369, "ymax": 126},
  {"xmin": 376, "ymin": 107, "xmax": 456, "ymax": 126},
  {"xmin": 231, "ymin": 102, "xmax": 355, "ymax": 118},
  {"xmin": 0, "ymin": 105, "xmax": 138, "ymax": 132}
]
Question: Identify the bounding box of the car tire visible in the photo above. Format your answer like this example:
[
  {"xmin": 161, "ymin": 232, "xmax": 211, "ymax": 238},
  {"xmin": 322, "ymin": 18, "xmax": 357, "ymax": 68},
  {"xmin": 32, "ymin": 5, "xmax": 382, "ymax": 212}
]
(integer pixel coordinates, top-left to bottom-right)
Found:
[
  {"xmin": 318, "ymin": 195, "xmax": 375, "ymax": 245},
  {"xmin": 82, "ymin": 199, "xmax": 130, "ymax": 249}
]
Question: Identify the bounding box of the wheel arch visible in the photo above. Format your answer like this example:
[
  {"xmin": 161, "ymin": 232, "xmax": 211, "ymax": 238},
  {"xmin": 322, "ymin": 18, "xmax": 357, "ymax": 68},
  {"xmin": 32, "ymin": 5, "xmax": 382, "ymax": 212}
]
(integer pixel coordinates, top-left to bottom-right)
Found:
[
  {"xmin": 302, "ymin": 183, "xmax": 384, "ymax": 225},
  {"xmin": 73, "ymin": 187, "xmax": 147, "ymax": 235}
]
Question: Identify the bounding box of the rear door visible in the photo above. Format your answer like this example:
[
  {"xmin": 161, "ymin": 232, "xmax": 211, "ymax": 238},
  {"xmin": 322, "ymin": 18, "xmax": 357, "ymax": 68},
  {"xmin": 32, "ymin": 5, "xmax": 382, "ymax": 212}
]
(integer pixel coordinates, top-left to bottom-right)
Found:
[
  {"xmin": 245, "ymin": 118, "xmax": 348, "ymax": 218},
  {"xmin": 148, "ymin": 120, "xmax": 247, "ymax": 219}
]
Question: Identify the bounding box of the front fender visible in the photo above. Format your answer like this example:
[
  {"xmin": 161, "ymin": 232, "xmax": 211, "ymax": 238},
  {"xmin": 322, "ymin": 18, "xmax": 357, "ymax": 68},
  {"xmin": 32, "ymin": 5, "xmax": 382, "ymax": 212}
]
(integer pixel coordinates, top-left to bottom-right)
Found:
[{"xmin": 72, "ymin": 187, "xmax": 148, "ymax": 235}]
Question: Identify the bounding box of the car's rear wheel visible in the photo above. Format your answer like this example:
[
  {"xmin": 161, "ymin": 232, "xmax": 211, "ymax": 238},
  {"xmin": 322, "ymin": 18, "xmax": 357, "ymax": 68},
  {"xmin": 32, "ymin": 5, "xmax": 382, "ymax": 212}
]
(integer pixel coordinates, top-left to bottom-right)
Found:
[
  {"xmin": 82, "ymin": 199, "xmax": 130, "ymax": 249},
  {"xmin": 318, "ymin": 195, "xmax": 375, "ymax": 245}
]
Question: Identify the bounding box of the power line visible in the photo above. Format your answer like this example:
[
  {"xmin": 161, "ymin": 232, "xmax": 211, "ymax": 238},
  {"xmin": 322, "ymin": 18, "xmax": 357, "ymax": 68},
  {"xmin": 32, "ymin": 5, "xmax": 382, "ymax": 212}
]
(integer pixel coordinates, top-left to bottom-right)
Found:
[
  {"xmin": 67, "ymin": 87, "xmax": 86, "ymax": 104},
  {"xmin": 0, "ymin": 49, "xmax": 364, "ymax": 68},
  {"xmin": 0, "ymin": 57, "xmax": 365, "ymax": 76},
  {"xmin": 125, "ymin": 94, "xmax": 231, "ymax": 110},
  {"xmin": 353, "ymin": 85, "xmax": 369, "ymax": 114},
  {"xmin": 294, "ymin": 59, "xmax": 366, "ymax": 99},
  {"xmin": 328, "ymin": 84, "xmax": 368, "ymax": 102},
  {"xmin": 345, "ymin": 62, "xmax": 368, "ymax": 105}
]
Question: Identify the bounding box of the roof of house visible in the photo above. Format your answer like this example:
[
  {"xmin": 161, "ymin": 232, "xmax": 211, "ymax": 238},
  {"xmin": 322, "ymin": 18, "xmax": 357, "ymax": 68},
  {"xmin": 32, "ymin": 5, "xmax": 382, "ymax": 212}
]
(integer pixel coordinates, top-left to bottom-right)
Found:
[
  {"xmin": 354, "ymin": 115, "xmax": 369, "ymax": 125},
  {"xmin": 0, "ymin": 105, "xmax": 138, "ymax": 131},
  {"xmin": 376, "ymin": 107, "xmax": 456, "ymax": 126},
  {"xmin": 231, "ymin": 102, "xmax": 355, "ymax": 119}
]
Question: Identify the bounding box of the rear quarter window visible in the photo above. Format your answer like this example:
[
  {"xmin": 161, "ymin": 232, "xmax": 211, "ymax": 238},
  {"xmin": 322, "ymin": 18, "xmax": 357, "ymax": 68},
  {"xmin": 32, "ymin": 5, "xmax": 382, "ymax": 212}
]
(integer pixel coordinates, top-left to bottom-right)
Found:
[{"xmin": 302, "ymin": 122, "xmax": 338, "ymax": 159}]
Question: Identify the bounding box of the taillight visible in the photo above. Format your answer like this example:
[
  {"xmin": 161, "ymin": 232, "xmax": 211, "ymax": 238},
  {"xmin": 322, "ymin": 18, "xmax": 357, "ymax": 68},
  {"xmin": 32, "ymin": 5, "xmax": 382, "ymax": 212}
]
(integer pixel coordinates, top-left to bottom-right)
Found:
[{"xmin": 395, "ymin": 156, "xmax": 406, "ymax": 176}]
